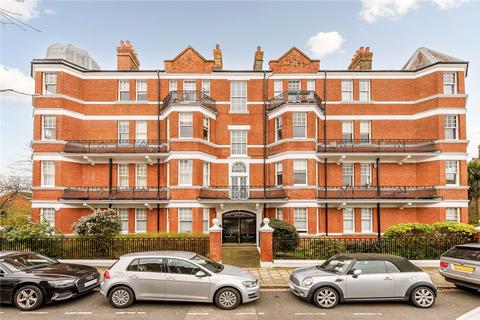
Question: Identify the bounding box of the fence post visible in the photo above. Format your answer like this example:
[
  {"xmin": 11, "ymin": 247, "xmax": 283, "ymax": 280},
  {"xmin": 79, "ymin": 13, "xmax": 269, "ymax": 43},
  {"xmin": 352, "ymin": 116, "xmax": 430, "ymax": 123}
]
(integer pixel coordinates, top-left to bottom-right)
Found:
[
  {"xmin": 208, "ymin": 218, "xmax": 222, "ymax": 262},
  {"xmin": 259, "ymin": 218, "xmax": 274, "ymax": 267}
]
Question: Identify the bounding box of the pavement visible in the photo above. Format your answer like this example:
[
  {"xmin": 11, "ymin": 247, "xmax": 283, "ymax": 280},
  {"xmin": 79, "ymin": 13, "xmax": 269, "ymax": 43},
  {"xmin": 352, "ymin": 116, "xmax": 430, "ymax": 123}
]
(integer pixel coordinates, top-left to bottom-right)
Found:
[{"xmin": 0, "ymin": 289, "xmax": 478, "ymax": 320}]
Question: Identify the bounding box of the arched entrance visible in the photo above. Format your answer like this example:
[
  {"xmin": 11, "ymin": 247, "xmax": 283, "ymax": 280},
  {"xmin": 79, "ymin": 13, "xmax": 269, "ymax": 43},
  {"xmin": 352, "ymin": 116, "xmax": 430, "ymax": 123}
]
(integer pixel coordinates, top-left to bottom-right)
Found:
[{"xmin": 222, "ymin": 210, "xmax": 256, "ymax": 244}]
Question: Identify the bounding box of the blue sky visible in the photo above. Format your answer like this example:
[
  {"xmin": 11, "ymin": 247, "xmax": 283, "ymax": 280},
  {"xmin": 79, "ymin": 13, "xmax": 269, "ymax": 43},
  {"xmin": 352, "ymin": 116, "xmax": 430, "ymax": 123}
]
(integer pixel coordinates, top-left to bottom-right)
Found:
[{"xmin": 1, "ymin": 0, "xmax": 479, "ymax": 174}]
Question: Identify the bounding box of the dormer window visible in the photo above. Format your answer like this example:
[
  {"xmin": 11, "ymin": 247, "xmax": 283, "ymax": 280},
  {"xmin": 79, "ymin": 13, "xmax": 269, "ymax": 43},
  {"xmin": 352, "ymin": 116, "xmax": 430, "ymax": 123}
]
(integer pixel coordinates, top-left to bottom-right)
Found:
[{"xmin": 43, "ymin": 73, "xmax": 57, "ymax": 95}]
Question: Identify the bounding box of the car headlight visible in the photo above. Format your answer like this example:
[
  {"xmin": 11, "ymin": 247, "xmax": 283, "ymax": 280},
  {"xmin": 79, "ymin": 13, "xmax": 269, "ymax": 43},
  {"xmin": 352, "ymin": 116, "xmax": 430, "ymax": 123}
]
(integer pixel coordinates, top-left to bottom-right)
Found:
[
  {"xmin": 48, "ymin": 279, "xmax": 76, "ymax": 288},
  {"xmin": 242, "ymin": 280, "xmax": 258, "ymax": 288},
  {"xmin": 302, "ymin": 277, "xmax": 313, "ymax": 287}
]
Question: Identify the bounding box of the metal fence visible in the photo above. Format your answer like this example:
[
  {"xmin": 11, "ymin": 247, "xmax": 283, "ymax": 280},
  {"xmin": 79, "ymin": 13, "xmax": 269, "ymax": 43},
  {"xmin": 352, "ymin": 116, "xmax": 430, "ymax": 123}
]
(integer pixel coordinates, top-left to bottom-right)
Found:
[
  {"xmin": 273, "ymin": 237, "xmax": 469, "ymax": 260},
  {"xmin": 0, "ymin": 237, "xmax": 210, "ymax": 259}
]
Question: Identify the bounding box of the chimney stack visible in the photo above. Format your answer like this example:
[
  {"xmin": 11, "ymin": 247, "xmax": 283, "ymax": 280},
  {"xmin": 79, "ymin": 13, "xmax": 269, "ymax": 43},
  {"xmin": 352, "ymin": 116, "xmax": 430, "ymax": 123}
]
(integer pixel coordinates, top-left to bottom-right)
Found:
[
  {"xmin": 213, "ymin": 44, "xmax": 223, "ymax": 70},
  {"xmin": 117, "ymin": 40, "xmax": 140, "ymax": 70},
  {"xmin": 253, "ymin": 46, "xmax": 264, "ymax": 71},
  {"xmin": 348, "ymin": 47, "xmax": 373, "ymax": 71}
]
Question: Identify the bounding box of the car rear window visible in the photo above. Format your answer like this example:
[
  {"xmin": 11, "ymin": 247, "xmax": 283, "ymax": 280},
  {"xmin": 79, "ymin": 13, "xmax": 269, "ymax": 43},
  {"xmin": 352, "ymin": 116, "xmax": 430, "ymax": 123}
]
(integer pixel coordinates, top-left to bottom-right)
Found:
[{"xmin": 443, "ymin": 247, "xmax": 480, "ymax": 262}]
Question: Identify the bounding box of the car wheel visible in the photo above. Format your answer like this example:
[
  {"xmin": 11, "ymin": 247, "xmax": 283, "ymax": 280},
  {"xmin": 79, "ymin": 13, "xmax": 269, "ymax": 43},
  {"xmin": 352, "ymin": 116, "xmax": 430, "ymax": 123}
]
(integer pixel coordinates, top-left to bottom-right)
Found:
[
  {"xmin": 411, "ymin": 286, "xmax": 435, "ymax": 308},
  {"xmin": 214, "ymin": 287, "xmax": 241, "ymax": 310},
  {"xmin": 108, "ymin": 286, "xmax": 135, "ymax": 308},
  {"xmin": 14, "ymin": 285, "xmax": 44, "ymax": 311},
  {"xmin": 313, "ymin": 287, "xmax": 339, "ymax": 309}
]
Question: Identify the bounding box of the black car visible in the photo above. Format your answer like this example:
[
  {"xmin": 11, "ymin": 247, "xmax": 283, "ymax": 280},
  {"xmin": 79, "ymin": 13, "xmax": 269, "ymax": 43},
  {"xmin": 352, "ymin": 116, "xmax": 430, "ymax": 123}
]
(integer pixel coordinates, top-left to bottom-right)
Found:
[{"xmin": 0, "ymin": 251, "xmax": 100, "ymax": 311}]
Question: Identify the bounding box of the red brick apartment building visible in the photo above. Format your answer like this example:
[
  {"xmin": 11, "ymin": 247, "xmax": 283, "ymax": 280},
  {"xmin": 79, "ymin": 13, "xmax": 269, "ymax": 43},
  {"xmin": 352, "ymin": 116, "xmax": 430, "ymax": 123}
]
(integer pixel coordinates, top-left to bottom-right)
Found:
[{"xmin": 30, "ymin": 42, "xmax": 469, "ymax": 243}]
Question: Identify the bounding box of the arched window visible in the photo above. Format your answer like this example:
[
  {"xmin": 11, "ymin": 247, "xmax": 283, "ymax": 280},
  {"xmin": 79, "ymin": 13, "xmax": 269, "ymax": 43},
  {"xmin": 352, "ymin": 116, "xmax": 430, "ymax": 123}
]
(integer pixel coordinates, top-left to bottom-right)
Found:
[{"xmin": 232, "ymin": 162, "xmax": 246, "ymax": 173}]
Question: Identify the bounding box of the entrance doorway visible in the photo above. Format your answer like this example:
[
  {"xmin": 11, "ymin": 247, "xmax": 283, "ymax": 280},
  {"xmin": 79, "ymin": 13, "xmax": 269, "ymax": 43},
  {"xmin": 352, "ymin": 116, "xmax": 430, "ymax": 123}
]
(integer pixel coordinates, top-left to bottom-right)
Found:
[{"xmin": 222, "ymin": 211, "xmax": 256, "ymax": 244}]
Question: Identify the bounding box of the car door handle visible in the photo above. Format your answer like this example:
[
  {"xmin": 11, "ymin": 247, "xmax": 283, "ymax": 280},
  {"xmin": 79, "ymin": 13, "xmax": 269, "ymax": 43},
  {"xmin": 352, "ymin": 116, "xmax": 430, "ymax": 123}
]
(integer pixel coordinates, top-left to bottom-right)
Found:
[
  {"xmin": 384, "ymin": 277, "xmax": 393, "ymax": 281},
  {"xmin": 129, "ymin": 275, "xmax": 139, "ymax": 279},
  {"xmin": 166, "ymin": 276, "xmax": 175, "ymax": 281}
]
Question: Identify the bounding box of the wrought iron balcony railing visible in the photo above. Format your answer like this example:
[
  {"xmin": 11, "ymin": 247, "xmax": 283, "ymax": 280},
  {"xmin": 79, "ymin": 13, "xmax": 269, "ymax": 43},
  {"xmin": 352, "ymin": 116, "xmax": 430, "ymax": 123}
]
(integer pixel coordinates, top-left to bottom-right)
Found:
[
  {"xmin": 162, "ymin": 90, "xmax": 216, "ymax": 113},
  {"xmin": 268, "ymin": 90, "xmax": 324, "ymax": 113},
  {"xmin": 317, "ymin": 186, "xmax": 440, "ymax": 200},
  {"xmin": 64, "ymin": 140, "xmax": 169, "ymax": 153},
  {"xmin": 61, "ymin": 187, "xmax": 169, "ymax": 201},
  {"xmin": 318, "ymin": 139, "xmax": 439, "ymax": 153},
  {"xmin": 198, "ymin": 186, "xmax": 287, "ymax": 201}
]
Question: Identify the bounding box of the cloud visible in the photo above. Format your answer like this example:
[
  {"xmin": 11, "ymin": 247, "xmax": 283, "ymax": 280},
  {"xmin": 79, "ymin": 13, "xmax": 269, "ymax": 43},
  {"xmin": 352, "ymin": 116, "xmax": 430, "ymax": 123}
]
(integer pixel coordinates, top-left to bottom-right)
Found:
[
  {"xmin": 0, "ymin": 0, "xmax": 39, "ymax": 21},
  {"xmin": 432, "ymin": 0, "xmax": 469, "ymax": 10},
  {"xmin": 0, "ymin": 65, "xmax": 34, "ymax": 106},
  {"xmin": 359, "ymin": 0, "xmax": 419, "ymax": 23},
  {"xmin": 306, "ymin": 31, "xmax": 345, "ymax": 58},
  {"xmin": 43, "ymin": 8, "xmax": 55, "ymax": 15},
  {"xmin": 359, "ymin": 0, "xmax": 470, "ymax": 22}
]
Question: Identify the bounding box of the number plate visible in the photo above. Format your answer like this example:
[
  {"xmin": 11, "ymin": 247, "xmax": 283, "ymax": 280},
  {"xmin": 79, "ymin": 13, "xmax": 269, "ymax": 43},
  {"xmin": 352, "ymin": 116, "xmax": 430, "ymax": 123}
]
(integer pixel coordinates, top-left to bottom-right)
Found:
[
  {"xmin": 84, "ymin": 279, "xmax": 97, "ymax": 287},
  {"xmin": 453, "ymin": 265, "xmax": 474, "ymax": 272}
]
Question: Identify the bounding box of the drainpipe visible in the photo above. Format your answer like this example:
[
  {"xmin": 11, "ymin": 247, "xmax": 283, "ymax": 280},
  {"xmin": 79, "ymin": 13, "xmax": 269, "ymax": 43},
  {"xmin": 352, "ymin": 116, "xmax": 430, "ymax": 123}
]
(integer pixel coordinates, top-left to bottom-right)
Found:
[
  {"xmin": 156, "ymin": 70, "xmax": 161, "ymax": 233},
  {"xmin": 376, "ymin": 157, "xmax": 381, "ymax": 238},
  {"xmin": 322, "ymin": 71, "xmax": 328, "ymax": 236},
  {"xmin": 263, "ymin": 71, "xmax": 267, "ymax": 219}
]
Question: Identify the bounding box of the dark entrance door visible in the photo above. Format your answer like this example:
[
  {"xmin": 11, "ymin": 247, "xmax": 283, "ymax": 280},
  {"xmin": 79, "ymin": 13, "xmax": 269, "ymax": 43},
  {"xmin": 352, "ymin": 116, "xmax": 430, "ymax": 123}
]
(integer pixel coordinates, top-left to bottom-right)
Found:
[{"xmin": 222, "ymin": 211, "xmax": 256, "ymax": 244}]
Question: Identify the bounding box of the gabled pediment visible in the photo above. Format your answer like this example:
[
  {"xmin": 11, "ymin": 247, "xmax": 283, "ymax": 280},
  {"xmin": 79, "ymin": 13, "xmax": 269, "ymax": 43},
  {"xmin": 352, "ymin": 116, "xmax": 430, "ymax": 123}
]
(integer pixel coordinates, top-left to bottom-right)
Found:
[
  {"xmin": 164, "ymin": 46, "xmax": 215, "ymax": 73},
  {"xmin": 269, "ymin": 47, "xmax": 320, "ymax": 73}
]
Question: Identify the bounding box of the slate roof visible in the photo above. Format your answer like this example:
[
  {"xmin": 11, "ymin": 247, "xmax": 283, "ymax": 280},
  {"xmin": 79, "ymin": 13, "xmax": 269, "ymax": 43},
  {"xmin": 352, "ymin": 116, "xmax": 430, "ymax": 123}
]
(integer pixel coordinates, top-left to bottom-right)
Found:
[{"xmin": 402, "ymin": 47, "xmax": 465, "ymax": 71}]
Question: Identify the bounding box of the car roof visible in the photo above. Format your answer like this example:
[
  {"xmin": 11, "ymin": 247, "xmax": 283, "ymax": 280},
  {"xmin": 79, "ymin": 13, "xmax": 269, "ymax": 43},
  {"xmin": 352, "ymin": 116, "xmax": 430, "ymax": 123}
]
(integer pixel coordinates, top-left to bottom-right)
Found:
[
  {"xmin": 0, "ymin": 251, "xmax": 32, "ymax": 259},
  {"xmin": 120, "ymin": 251, "xmax": 197, "ymax": 259},
  {"xmin": 455, "ymin": 243, "xmax": 480, "ymax": 249},
  {"xmin": 334, "ymin": 253, "xmax": 422, "ymax": 272}
]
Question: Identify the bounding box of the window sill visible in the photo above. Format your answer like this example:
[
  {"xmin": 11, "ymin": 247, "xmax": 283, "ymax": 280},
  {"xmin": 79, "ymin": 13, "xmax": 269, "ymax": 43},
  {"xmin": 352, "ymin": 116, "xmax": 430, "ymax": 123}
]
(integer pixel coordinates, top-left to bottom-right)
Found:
[{"xmin": 229, "ymin": 111, "xmax": 249, "ymax": 114}]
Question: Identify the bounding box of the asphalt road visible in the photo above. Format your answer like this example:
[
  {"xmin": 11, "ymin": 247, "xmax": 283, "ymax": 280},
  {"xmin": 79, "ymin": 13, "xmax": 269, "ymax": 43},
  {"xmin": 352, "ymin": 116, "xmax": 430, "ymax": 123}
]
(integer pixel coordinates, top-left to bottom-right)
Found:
[{"xmin": 0, "ymin": 289, "xmax": 478, "ymax": 320}]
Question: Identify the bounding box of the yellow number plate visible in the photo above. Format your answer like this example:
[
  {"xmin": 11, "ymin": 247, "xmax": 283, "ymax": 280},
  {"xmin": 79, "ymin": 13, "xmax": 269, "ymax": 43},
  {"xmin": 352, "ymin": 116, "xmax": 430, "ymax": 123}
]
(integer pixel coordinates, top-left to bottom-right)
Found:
[{"xmin": 453, "ymin": 265, "xmax": 475, "ymax": 272}]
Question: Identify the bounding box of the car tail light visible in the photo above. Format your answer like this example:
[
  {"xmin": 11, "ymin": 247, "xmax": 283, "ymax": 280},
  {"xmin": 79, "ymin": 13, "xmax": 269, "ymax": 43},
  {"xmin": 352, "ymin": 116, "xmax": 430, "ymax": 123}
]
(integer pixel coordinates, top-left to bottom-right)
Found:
[
  {"xmin": 104, "ymin": 270, "xmax": 111, "ymax": 279},
  {"xmin": 440, "ymin": 261, "xmax": 448, "ymax": 268}
]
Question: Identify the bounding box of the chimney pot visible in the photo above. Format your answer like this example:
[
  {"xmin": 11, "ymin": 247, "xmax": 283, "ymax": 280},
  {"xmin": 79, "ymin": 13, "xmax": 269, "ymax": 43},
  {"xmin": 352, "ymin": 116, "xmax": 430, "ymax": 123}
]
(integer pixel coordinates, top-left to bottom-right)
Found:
[
  {"xmin": 253, "ymin": 45, "xmax": 264, "ymax": 71},
  {"xmin": 117, "ymin": 40, "xmax": 140, "ymax": 70},
  {"xmin": 213, "ymin": 44, "xmax": 223, "ymax": 70},
  {"xmin": 216, "ymin": 44, "xmax": 220, "ymax": 49}
]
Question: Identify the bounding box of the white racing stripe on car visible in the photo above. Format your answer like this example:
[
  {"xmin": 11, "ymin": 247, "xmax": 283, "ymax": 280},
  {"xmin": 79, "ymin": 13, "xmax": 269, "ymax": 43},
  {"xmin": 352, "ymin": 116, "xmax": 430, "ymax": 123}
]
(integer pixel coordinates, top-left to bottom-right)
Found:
[{"xmin": 353, "ymin": 313, "xmax": 383, "ymax": 316}]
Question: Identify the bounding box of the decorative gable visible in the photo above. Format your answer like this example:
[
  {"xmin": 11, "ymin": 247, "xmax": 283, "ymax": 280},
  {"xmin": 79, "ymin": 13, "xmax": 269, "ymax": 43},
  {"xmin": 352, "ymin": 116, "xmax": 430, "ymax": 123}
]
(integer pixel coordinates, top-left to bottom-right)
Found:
[
  {"xmin": 269, "ymin": 47, "xmax": 319, "ymax": 74},
  {"xmin": 164, "ymin": 46, "xmax": 215, "ymax": 73}
]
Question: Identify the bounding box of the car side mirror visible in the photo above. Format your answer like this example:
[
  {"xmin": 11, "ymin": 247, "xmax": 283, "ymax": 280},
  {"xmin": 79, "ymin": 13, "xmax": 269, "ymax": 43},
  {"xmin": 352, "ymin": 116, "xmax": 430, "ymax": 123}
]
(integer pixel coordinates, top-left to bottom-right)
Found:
[
  {"xmin": 195, "ymin": 270, "xmax": 208, "ymax": 278},
  {"xmin": 352, "ymin": 269, "xmax": 362, "ymax": 278}
]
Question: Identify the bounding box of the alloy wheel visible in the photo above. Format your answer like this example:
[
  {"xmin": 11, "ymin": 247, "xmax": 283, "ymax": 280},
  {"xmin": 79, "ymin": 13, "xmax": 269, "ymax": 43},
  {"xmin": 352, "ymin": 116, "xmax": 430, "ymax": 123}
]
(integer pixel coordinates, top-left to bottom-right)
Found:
[
  {"xmin": 316, "ymin": 288, "xmax": 337, "ymax": 308},
  {"xmin": 414, "ymin": 288, "xmax": 434, "ymax": 307},
  {"xmin": 16, "ymin": 289, "xmax": 38, "ymax": 309},
  {"xmin": 111, "ymin": 289, "xmax": 130, "ymax": 306},
  {"xmin": 218, "ymin": 290, "xmax": 238, "ymax": 308}
]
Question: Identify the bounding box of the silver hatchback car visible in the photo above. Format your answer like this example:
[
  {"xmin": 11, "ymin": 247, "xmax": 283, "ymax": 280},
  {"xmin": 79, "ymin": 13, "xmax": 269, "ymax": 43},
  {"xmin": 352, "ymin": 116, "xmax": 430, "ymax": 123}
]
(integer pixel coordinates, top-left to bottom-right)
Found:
[
  {"xmin": 100, "ymin": 251, "xmax": 259, "ymax": 310},
  {"xmin": 289, "ymin": 253, "xmax": 437, "ymax": 309}
]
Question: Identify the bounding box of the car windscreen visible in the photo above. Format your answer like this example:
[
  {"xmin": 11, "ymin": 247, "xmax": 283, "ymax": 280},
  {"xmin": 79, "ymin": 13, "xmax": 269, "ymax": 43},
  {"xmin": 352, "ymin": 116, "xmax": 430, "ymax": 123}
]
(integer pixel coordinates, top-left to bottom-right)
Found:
[
  {"xmin": 443, "ymin": 247, "xmax": 480, "ymax": 262},
  {"xmin": 190, "ymin": 254, "xmax": 223, "ymax": 273},
  {"xmin": 2, "ymin": 253, "xmax": 58, "ymax": 272},
  {"xmin": 317, "ymin": 256, "xmax": 352, "ymax": 274}
]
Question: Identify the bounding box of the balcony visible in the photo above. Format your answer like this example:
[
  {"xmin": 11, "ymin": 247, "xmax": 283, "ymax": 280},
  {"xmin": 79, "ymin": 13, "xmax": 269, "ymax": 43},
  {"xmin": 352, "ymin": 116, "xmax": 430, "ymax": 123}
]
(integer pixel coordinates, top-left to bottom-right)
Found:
[
  {"xmin": 198, "ymin": 186, "xmax": 287, "ymax": 201},
  {"xmin": 162, "ymin": 90, "xmax": 216, "ymax": 113},
  {"xmin": 318, "ymin": 139, "xmax": 438, "ymax": 153},
  {"xmin": 64, "ymin": 140, "xmax": 168, "ymax": 153},
  {"xmin": 268, "ymin": 90, "xmax": 324, "ymax": 113},
  {"xmin": 60, "ymin": 187, "xmax": 169, "ymax": 201},
  {"xmin": 317, "ymin": 186, "xmax": 440, "ymax": 200}
]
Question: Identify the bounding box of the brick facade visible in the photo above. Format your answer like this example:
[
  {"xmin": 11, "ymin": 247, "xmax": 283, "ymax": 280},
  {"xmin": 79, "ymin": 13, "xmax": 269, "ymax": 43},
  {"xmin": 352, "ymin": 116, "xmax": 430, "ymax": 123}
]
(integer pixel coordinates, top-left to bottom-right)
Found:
[{"xmin": 30, "ymin": 42, "xmax": 469, "ymax": 242}]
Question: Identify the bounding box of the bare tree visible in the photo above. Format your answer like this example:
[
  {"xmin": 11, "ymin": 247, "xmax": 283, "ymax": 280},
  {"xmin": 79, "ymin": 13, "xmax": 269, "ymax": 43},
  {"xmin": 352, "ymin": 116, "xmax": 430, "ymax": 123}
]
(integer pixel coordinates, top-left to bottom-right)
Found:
[{"xmin": 0, "ymin": 174, "xmax": 31, "ymax": 196}]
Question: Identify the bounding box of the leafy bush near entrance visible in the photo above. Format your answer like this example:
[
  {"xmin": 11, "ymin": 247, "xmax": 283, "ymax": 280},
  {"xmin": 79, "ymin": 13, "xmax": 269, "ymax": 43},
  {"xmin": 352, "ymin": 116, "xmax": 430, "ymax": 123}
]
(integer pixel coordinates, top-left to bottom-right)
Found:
[
  {"xmin": 269, "ymin": 218, "xmax": 299, "ymax": 251},
  {"xmin": 430, "ymin": 222, "xmax": 476, "ymax": 240},
  {"xmin": 72, "ymin": 208, "xmax": 121, "ymax": 238},
  {"xmin": 383, "ymin": 223, "xmax": 433, "ymax": 240}
]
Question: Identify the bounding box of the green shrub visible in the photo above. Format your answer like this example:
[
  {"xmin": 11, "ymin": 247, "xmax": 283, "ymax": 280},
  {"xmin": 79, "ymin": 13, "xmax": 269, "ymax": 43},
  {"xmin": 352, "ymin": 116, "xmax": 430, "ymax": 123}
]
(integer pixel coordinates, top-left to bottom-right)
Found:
[
  {"xmin": 2, "ymin": 221, "xmax": 58, "ymax": 241},
  {"xmin": 269, "ymin": 218, "xmax": 299, "ymax": 251},
  {"xmin": 72, "ymin": 208, "xmax": 121, "ymax": 238},
  {"xmin": 383, "ymin": 223, "xmax": 433, "ymax": 240},
  {"xmin": 431, "ymin": 222, "xmax": 475, "ymax": 240},
  {"xmin": 296, "ymin": 238, "xmax": 345, "ymax": 259}
]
